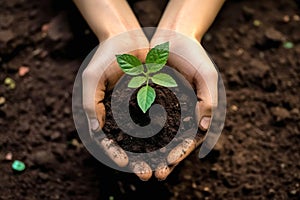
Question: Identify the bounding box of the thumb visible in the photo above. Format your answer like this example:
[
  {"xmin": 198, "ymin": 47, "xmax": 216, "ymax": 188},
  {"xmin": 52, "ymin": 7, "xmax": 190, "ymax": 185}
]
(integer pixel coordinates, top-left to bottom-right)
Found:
[
  {"xmin": 194, "ymin": 68, "xmax": 218, "ymax": 130},
  {"xmin": 82, "ymin": 65, "xmax": 129, "ymax": 168},
  {"xmin": 82, "ymin": 67, "xmax": 106, "ymax": 133}
]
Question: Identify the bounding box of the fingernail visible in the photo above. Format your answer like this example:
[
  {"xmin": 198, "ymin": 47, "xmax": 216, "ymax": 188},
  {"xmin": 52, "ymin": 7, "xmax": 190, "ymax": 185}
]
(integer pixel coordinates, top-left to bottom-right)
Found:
[
  {"xmin": 90, "ymin": 118, "xmax": 100, "ymax": 131},
  {"xmin": 131, "ymin": 161, "xmax": 152, "ymax": 181},
  {"xmin": 200, "ymin": 117, "xmax": 211, "ymax": 130}
]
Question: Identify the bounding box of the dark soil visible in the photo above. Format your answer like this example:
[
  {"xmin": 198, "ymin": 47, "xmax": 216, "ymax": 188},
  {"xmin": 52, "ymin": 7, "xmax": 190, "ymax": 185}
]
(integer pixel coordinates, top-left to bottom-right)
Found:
[
  {"xmin": 0, "ymin": 0, "xmax": 300, "ymax": 199},
  {"xmin": 103, "ymin": 84, "xmax": 183, "ymax": 153},
  {"xmin": 102, "ymin": 80, "xmax": 202, "ymax": 167}
]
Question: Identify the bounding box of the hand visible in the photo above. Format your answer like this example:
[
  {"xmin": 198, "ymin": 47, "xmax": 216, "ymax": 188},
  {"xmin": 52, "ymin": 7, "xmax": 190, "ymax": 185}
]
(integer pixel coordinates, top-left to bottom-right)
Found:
[
  {"xmin": 75, "ymin": 0, "xmax": 223, "ymax": 181},
  {"xmin": 74, "ymin": 0, "xmax": 156, "ymax": 181},
  {"xmin": 82, "ymin": 30, "xmax": 154, "ymax": 181},
  {"xmin": 150, "ymin": 30, "xmax": 218, "ymax": 180}
]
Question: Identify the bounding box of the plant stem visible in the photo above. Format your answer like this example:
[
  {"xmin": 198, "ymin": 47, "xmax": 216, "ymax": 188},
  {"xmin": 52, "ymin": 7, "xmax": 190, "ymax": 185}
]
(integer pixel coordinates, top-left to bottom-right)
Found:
[
  {"xmin": 144, "ymin": 67, "xmax": 150, "ymax": 87},
  {"xmin": 146, "ymin": 73, "xmax": 149, "ymax": 87}
]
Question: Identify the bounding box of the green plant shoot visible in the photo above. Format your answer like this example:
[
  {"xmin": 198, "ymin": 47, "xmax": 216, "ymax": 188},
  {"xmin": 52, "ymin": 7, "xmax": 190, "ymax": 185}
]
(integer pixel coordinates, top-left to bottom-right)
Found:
[{"xmin": 116, "ymin": 42, "xmax": 177, "ymax": 113}]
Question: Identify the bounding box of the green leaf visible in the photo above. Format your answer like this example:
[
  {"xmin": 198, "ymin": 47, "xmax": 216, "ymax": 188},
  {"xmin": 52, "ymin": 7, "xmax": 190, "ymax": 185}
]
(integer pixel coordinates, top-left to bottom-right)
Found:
[
  {"xmin": 128, "ymin": 76, "xmax": 147, "ymax": 88},
  {"xmin": 151, "ymin": 73, "xmax": 177, "ymax": 87},
  {"xmin": 145, "ymin": 42, "xmax": 169, "ymax": 73},
  {"xmin": 137, "ymin": 85, "xmax": 156, "ymax": 113},
  {"xmin": 116, "ymin": 54, "xmax": 143, "ymax": 75}
]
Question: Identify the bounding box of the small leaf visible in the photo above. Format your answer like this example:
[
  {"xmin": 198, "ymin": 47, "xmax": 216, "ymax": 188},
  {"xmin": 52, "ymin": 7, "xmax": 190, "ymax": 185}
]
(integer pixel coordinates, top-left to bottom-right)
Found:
[
  {"xmin": 137, "ymin": 86, "xmax": 156, "ymax": 113},
  {"xmin": 116, "ymin": 54, "xmax": 143, "ymax": 75},
  {"xmin": 146, "ymin": 42, "xmax": 169, "ymax": 73},
  {"xmin": 151, "ymin": 73, "xmax": 177, "ymax": 87},
  {"xmin": 128, "ymin": 76, "xmax": 147, "ymax": 88},
  {"xmin": 145, "ymin": 63, "xmax": 164, "ymax": 74}
]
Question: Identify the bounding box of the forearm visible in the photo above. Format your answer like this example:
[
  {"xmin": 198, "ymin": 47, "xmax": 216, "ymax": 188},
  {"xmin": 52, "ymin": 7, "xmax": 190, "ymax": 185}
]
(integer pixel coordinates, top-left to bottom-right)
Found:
[
  {"xmin": 158, "ymin": 0, "xmax": 225, "ymax": 41},
  {"xmin": 73, "ymin": 0, "xmax": 141, "ymax": 41}
]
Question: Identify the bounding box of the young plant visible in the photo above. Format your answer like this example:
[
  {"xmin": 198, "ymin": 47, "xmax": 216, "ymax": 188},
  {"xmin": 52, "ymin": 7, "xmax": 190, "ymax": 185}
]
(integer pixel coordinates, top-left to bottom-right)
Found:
[{"xmin": 116, "ymin": 42, "xmax": 177, "ymax": 113}]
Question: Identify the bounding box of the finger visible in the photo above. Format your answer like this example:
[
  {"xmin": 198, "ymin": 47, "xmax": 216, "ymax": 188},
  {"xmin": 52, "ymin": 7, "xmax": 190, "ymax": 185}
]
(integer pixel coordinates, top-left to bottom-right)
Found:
[
  {"xmin": 152, "ymin": 36, "xmax": 218, "ymax": 130},
  {"xmin": 92, "ymin": 78, "xmax": 106, "ymax": 130},
  {"xmin": 82, "ymin": 37, "xmax": 144, "ymax": 128},
  {"xmin": 96, "ymin": 138, "xmax": 129, "ymax": 167},
  {"xmin": 154, "ymin": 162, "xmax": 176, "ymax": 181},
  {"xmin": 94, "ymin": 101, "xmax": 106, "ymax": 130},
  {"xmin": 194, "ymin": 64, "xmax": 218, "ymax": 130},
  {"xmin": 93, "ymin": 70, "xmax": 131, "ymax": 167},
  {"xmin": 167, "ymin": 135, "xmax": 203, "ymax": 166},
  {"xmin": 130, "ymin": 161, "xmax": 152, "ymax": 181},
  {"xmin": 82, "ymin": 46, "xmax": 108, "ymax": 132},
  {"xmin": 82, "ymin": 70, "xmax": 101, "ymax": 132},
  {"xmin": 167, "ymin": 138, "xmax": 195, "ymax": 165}
]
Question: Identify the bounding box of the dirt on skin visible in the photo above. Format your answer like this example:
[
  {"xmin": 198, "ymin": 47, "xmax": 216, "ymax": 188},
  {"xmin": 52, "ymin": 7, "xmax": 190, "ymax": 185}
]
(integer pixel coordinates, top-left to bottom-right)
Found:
[{"xmin": 0, "ymin": 0, "xmax": 300, "ymax": 199}]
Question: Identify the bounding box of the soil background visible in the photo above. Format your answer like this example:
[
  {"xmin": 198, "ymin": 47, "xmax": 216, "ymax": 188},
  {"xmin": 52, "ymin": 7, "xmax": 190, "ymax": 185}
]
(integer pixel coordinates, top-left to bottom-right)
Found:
[{"xmin": 0, "ymin": 0, "xmax": 300, "ymax": 199}]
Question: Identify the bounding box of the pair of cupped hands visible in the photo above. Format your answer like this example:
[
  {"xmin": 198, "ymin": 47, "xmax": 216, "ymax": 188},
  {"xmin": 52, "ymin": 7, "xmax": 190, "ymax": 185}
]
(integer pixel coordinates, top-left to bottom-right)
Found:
[{"xmin": 82, "ymin": 29, "xmax": 218, "ymax": 181}]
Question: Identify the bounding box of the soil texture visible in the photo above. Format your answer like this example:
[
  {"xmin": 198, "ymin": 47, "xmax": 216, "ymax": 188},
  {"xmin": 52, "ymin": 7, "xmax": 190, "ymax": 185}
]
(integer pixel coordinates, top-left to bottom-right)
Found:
[{"xmin": 0, "ymin": 0, "xmax": 300, "ymax": 199}]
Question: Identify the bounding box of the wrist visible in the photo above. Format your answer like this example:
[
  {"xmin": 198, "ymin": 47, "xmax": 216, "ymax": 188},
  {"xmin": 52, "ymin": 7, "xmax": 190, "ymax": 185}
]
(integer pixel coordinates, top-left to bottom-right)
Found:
[
  {"xmin": 157, "ymin": 23, "xmax": 204, "ymax": 42},
  {"xmin": 156, "ymin": 0, "xmax": 225, "ymax": 42},
  {"xmin": 74, "ymin": 0, "xmax": 142, "ymax": 42},
  {"xmin": 97, "ymin": 24, "xmax": 141, "ymax": 42}
]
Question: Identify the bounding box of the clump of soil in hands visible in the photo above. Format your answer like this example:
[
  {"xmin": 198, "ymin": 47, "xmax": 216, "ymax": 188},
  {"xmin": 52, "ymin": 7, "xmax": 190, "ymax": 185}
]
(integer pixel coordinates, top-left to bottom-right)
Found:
[{"xmin": 102, "ymin": 81, "xmax": 205, "ymax": 167}]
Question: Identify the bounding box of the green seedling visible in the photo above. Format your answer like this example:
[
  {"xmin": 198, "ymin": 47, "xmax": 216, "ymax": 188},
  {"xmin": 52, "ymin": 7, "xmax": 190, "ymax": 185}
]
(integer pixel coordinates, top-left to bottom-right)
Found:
[{"xmin": 116, "ymin": 42, "xmax": 177, "ymax": 113}]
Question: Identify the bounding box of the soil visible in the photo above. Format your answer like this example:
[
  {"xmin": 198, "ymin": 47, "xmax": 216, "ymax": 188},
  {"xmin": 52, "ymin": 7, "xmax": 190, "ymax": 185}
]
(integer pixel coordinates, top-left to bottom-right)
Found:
[
  {"xmin": 103, "ymin": 84, "xmax": 183, "ymax": 153},
  {"xmin": 0, "ymin": 0, "xmax": 300, "ymax": 200},
  {"xmin": 103, "ymin": 80, "xmax": 203, "ymax": 167}
]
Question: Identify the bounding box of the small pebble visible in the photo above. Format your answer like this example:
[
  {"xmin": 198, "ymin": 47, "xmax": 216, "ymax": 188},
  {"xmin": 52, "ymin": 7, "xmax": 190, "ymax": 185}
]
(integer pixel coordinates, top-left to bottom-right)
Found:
[
  {"xmin": 245, "ymin": 123, "xmax": 251, "ymax": 129},
  {"xmin": 293, "ymin": 14, "xmax": 300, "ymax": 21},
  {"xmin": 253, "ymin": 19, "xmax": 261, "ymax": 27},
  {"xmin": 32, "ymin": 48, "xmax": 42, "ymax": 56},
  {"xmin": 268, "ymin": 188, "xmax": 275, "ymax": 195},
  {"xmin": 222, "ymin": 52, "xmax": 230, "ymax": 59},
  {"xmin": 259, "ymin": 52, "xmax": 265, "ymax": 58},
  {"xmin": 129, "ymin": 184, "xmax": 136, "ymax": 191},
  {"xmin": 203, "ymin": 186, "xmax": 211, "ymax": 195},
  {"xmin": 283, "ymin": 15, "xmax": 290, "ymax": 23},
  {"xmin": 203, "ymin": 187, "xmax": 210, "ymax": 192},
  {"xmin": 70, "ymin": 139, "xmax": 82, "ymax": 148},
  {"xmin": 231, "ymin": 105, "xmax": 238, "ymax": 111},
  {"xmin": 265, "ymin": 28, "xmax": 285, "ymax": 42},
  {"xmin": 50, "ymin": 131, "xmax": 61, "ymax": 141},
  {"xmin": 4, "ymin": 77, "xmax": 16, "ymax": 89},
  {"xmin": 5, "ymin": 152, "xmax": 13, "ymax": 161},
  {"xmin": 109, "ymin": 196, "xmax": 114, "ymax": 200},
  {"xmin": 192, "ymin": 182, "xmax": 197, "ymax": 189},
  {"xmin": 41, "ymin": 23, "xmax": 49, "ymax": 33},
  {"xmin": 0, "ymin": 97, "xmax": 5, "ymax": 106},
  {"xmin": 183, "ymin": 174, "xmax": 192, "ymax": 180},
  {"xmin": 283, "ymin": 41, "xmax": 294, "ymax": 49},
  {"xmin": 18, "ymin": 66, "xmax": 30, "ymax": 77},
  {"xmin": 290, "ymin": 190, "xmax": 297, "ymax": 195},
  {"xmin": 236, "ymin": 48, "xmax": 244, "ymax": 56},
  {"xmin": 12, "ymin": 160, "xmax": 26, "ymax": 172}
]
